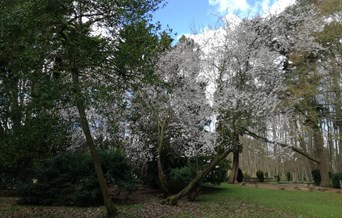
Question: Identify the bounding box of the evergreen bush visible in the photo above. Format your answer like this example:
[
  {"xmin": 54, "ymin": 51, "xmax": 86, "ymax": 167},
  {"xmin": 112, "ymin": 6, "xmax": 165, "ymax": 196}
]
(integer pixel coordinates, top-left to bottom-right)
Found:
[
  {"xmin": 311, "ymin": 169, "xmax": 321, "ymax": 186},
  {"xmin": 169, "ymin": 166, "xmax": 194, "ymax": 192},
  {"xmin": 286, "ymin": 172, "xmax": 292, "ymax": 181},
  {"xmin": 18, "ymin": 149, "xmax": 137, "ymax": 206},
  {"xmin": 256, "ymin": 170, "xmax": 264, "ymax": 182},
  {"xmin": 331, "ymin": 172, "xmax": 342, "ymax": 189},
  {"xmin": 204, "ymin": 158, "xmax": 230, "ymax": 185},
  {"xmin": 236, "ymin": 168, "xmax": 244, "ymax": 183},
  {"xmin": 168, "ymin": 157, "xmax": 229, "ymax": 192}
]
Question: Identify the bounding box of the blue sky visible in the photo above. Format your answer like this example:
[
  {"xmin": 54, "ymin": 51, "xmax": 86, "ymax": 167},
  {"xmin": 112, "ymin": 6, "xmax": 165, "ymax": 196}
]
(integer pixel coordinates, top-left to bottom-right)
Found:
[
  {"xmin": 153, "ymin": 0, "xmax": 295, "ymax": 37},
  {"xmin": 153, "ymin": 0, "xmax": 217, "ymax": 37}
]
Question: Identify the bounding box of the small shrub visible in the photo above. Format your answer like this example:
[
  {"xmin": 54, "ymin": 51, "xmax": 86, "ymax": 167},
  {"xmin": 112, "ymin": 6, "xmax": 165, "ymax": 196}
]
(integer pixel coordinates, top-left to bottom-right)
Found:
[
  {"xmin": 311, "ymin": 169, "xmax": 321, "ymax": 186},
  {"xmin": 256, "ymin": 170, "xmax": 264, "ymax": 182},
  {"xmin": 331, "ymin": 172, "xmax": 342, "ymax": 189},
  {"xmin": 18, "ymin": 149, "xmax": 137, "ymax": 206},
  {"xmin": 236, "ymin": 168, "xmax": 244, "ymax": 183},
  {"xmin": 274, "ymin": 175, "xmax": 280, "ymax": 182},
  {"xmin": 204, "ymin": 158, "xmax": 230, "ymax": 185},
  {"xmin": 286, "ymin": 172, "xmax": 292, "ymax": 181},
  {"xmin": 168, "ymin": 157, "xmax": 229, "ymax": 192},
  {"xmin": 169, "ymin": 166, "xmax": 194, "ymax": 192}
]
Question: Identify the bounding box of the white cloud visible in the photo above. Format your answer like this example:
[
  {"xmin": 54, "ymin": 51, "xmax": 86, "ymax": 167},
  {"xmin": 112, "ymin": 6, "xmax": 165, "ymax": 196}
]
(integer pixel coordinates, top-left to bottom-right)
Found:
[
  {"xmin": 208, "ymin": 0, "xmax": 296, "ymax": 17},
  {"xmin": 208, "ymin": 0, "xmax": 250, "ymax": 13},
  {"xmin": 267, "ymin": 0, "xmax": 296, "ymax": 15}
]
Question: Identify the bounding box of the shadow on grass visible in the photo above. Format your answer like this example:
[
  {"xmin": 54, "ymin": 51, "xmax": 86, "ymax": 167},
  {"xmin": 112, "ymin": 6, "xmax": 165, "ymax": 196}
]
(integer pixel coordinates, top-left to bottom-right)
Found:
[{"xmin": 200, "ymin": 184, "xmax": 226, "ymax": 194}]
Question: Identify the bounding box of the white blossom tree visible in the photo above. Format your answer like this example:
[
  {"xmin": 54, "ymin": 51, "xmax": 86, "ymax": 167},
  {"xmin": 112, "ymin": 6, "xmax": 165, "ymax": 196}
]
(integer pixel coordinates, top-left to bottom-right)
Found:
[
  {"xmin": 126, "ymin": 36, "xmax": 214, "ymax": 194},
  {"xmin": 162, "ymin": 2, "xmax": 322, "ymax": 204}
]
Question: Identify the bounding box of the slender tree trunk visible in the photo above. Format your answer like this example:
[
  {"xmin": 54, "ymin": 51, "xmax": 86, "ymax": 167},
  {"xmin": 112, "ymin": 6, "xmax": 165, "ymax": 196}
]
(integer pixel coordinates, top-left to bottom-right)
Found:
[
  {"xmin": 332, "ymin": 63, "xmax": 342, "ymax": 171},
  {"xmin": 71, "ymin": 69, "xmax": 117, "ymax": 217},
  {"xmin": 8, "ymin": 74, "xmax": 21, "ymax": 133},
  {"xmin": 327, "ymin": 121, "xmax": 334, "ymax": 172},
  {"xmin": 228, "ymin": 151, "xmax": 239, "ymax": 183},
  {"xmin": 157, "ymin": 119, "xmax": 169, "ymax": 194},
  {"xmin": 161, "ymin": 148, "xmax": 232, "ymax": 205}
]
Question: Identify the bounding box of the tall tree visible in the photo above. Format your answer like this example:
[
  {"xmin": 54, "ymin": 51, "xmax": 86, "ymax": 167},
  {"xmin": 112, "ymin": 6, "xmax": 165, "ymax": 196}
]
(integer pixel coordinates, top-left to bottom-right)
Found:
[
  {"xmin": 1, "ymin": 0, "xmax": 165, "ymax": 216},
  {"xmin": 0, "ymin": 0, "xmax": 71, "ymax": 182}
]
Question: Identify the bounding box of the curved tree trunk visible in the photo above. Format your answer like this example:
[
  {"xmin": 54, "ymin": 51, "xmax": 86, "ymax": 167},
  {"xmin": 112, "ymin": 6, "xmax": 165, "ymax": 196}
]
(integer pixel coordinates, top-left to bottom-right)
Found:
[
  {"xmin": 161, "ymin": 148, "xmax": 232, "ymax": 205},
  {"xmin": 71, "ymin": 69, "xmax": 118, "ymax": 217}
]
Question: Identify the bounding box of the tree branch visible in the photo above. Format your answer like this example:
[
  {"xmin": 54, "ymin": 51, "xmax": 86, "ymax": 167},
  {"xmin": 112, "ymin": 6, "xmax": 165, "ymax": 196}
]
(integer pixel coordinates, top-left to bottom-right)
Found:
[{"xmin": 242, "ymin": 128, "xmax": 320, "ymax": 164}]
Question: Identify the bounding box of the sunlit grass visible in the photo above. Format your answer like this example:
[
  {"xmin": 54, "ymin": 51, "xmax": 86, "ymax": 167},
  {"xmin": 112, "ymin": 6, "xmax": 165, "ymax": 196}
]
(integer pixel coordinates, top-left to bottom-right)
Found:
[{"xmin": 198, "ymin": 184, "xmax": 342, "ymax": 218}]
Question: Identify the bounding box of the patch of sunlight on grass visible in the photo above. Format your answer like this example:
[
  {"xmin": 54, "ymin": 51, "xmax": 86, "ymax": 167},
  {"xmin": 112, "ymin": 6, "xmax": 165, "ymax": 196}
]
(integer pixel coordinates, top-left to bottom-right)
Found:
[{"xmin": 198, "ymin": 183, "xmax": 342, "ymax": 218}]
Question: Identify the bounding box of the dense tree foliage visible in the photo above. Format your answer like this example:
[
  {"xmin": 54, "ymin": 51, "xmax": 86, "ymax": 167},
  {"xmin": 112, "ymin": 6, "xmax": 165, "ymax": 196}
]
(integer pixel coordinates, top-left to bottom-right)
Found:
[{"xmin": 1, "ymin": 0, "xmax": 167, "ymax": 216}]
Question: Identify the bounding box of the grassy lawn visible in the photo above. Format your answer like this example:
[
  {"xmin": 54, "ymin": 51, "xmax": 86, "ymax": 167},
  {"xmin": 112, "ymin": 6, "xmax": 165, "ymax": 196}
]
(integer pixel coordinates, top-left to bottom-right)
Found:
[
  {"xmin": 1, "ymin": 184, "xmax": 341, "ymax": 217},
  {"xmin": 195, "ymin": 184, "xmax": 342, "ymax": 218}
]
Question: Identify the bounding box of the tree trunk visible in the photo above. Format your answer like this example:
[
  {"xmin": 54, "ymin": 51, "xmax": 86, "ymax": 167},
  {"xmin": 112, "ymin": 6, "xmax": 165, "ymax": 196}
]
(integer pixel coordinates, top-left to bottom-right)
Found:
[
  {"xmin": 157, "ymin": 119, "xmax": 170, "ymax": 194},
  {"xmin": 161, "ymin": 148, "xmax": 232, "ymax": 205},
  {"xmin": 332, "ymin": 59, "xmax": 342, "ymax": 172},
  {"xmin": 312, "ymin": 126, "xmax": 330, "ymax": 187},
  {"xmin": 71, "ymin": 69, "xmax": 118, "ymax": 217},
  {"xmin": 8, "ymin": 74, "xmax": 21, "ymax": 133},
  {"xmin": 228, "ymin": 151, "xmax": 239, "ymax": 184}
]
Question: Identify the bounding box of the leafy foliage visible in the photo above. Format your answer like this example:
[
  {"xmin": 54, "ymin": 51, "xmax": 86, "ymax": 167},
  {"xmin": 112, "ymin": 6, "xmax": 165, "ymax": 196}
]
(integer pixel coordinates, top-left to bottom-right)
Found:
[
  {"xmin": 286, "ymin": 172, "xmax": 292, "ymax": 181},
  {"xmin": 236, "ymin": 168, "xmax": 244, "ymax": 183},
  {"xmin": 168, "ymin": 157, "xmax": 229, "ymax": 192},
  {"xmin": 311, "ymin": 169, "xmax": 321, "ymax": 186},
  {"xmin": 18, "ymin": 150, "xmax": 137, "ymax": 206},
  {"xmin": 0, "ymin": 113, "xmax": 70, "ymax": 186},
  {"xmin": 256, "ymin": 170, "xmax": 264, "ymax": 182},
  {"xmin": 331, "ymin": 173, "xmax": 342, "ymax": 189}
]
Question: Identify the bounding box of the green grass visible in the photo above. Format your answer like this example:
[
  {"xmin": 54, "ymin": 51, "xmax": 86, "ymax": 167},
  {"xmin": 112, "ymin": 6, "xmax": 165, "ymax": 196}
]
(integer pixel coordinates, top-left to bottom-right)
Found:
[
  {"xmin": 197, "ymin": 184, "xmax": 342, "ymax": 218},
  {"xmin": 1, "ymin": 185, "xmax": 341, "ymax": 217}
]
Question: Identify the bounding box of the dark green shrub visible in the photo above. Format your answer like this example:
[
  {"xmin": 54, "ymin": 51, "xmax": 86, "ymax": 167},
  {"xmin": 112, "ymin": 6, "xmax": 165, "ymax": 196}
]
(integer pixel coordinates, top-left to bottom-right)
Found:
[
  {"xmin": 101, "ymin": 149, "xmax": 137, "ymax": 193},
  {"xmin": 169, "ymin": 166, "xmax": 194, "ymax": 192},
  {"xmin": 18, "ymin": 149, "xmax": 137, "ymax": 206},
  {"xmin": 256, "ymin": 170, "xmax": 264, "ymax": 182},
  {"xmin": 331, "ymin": 172, "xmax": 342, "ymax": 189},
  {"xmin": 236, "ymin": 168, "xmax": 244, "ymax": 183},
  {"xmin": 286, "ymin": 172, "xmax": 292, "ymax": 181},
  {"xmin": 204, "ymin": 158, "xmax": 230, "ymax": 185},
  {"xmin": 274, "ymin": 175, "xmax": 280, "ymax": 182},
  {"xmin": 311, "ymin": 169, "xmax": 321, "ymax": 186},
  {"xmin": 168, "ymin": 157, "xmax": 229, "ymax": 192}
]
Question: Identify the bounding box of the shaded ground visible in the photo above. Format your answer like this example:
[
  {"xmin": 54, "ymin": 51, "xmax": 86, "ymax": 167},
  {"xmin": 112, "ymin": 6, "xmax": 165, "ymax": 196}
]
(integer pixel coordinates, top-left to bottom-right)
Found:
[
  {"xmin": 0, "ymin": 186, "xmax": 202, "ymax": 218},
  {"xmin": 0, "ymin": 183, "xmax": 340, "ymax": 217}
]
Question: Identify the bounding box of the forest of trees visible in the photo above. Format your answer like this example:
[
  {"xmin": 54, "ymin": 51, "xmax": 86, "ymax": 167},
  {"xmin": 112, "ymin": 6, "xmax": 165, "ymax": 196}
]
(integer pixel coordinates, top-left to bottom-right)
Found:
[{"xmin": 0, "ymin": 0, "xmax": 341, "ymax": 216}]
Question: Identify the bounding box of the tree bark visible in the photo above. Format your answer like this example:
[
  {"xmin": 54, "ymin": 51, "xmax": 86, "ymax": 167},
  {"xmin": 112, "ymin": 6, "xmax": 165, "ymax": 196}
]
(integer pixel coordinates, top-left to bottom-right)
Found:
[
  {"xmin": 333, "ymin": 84, "xmax": 342, "ymax": 171},
  {"xmin": 157, "ymin": 119, "xmax": 170, "ymax": 194},
  {"xmin": 228, "ymin": 151, "xmax": 239, "ymax": 183},
  {"xmin": 161, "ymin": 148, "xmax": 232, "ymax": 205},
  {"xmin": 71, "ymin": 69, "xmax": 118, "ymax": 217},
  {"xmin": 312, "ymin": 126, "xmax": 330, "ymax": 187}
]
